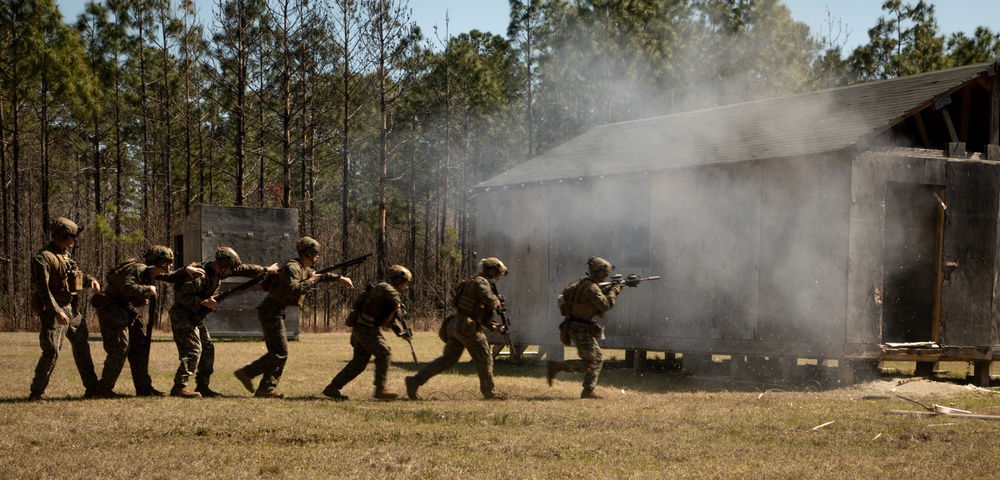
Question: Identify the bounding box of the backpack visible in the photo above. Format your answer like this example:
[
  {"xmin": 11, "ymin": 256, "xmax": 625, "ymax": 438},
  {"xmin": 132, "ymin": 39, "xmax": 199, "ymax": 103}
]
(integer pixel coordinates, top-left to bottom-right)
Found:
[
  {"xmin": 345, "ymin": 283, "xmax": 374, "ymax": 327},
  {"xmin": 557, "ymin": 278, "xmax": 584, "ymax": 317}
]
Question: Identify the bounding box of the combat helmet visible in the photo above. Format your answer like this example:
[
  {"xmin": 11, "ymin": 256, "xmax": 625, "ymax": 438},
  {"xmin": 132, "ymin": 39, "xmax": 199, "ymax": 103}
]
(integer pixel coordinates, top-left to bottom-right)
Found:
[
  {"xmin": 480, "ymin": 257, "xmax": 508, "ymax": 277},
  {"xmin": 586, "ymin": 256, "xmax": 614, "ymax": 276},
  {"xmin": 296, "ymin": 236, "xmax": 321, "ymax": 257},
  {"xmin": 51, "ymin": 217, "xmax": 81, "ymax": 241},
  {"xmin": 215, "ymin": 246, "xmax": 242, "ymax": 270},
  {"xmin": 386, "ymin": 264, "xmax": 412, "ymax": 285},
  {"xmin": 144, "ymin": 245, "xmax": 175, "ymax": 268}
]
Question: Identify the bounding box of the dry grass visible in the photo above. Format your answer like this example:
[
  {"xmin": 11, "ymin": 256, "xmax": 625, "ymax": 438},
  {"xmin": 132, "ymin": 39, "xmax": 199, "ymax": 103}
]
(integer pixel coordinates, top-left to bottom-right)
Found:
[{"xmin": 2, "ymin": 331, "xmax": 1000, "ymax": 479}]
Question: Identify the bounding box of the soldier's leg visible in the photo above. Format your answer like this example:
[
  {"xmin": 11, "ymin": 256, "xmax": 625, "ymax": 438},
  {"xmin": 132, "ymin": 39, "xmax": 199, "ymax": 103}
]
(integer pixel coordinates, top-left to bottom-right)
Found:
[
  {"xmin": 128, "ymin": 316, "xmax": 155, "ymax": 393},
  {"xmin": 243, "ymin": 302, "xmax": 288, "ymax": 392},
  {"xmin": 327, "ymin": 331, "xmax": 373, "ymax": 389},
  {"xmin": 577, "ymin": 338, "xmax": 603, "ymax": 390},
  {"xmin": 363, "ymin": 330, "xmax": 393, "ymax": 389},
  {"xmin": 96, "ymin": 306, "xmax": 130, "ymax": 392},
  {"xmin": 456, "ymin": 327, "xmax": 496, "ymax": 397},
  {"xmin": 65, "ymin": 307, "xmax": 98, "ymax": 391},
  {"xmin": 562, "ymin": 322, "xmax": 595, "ymax": 374},
  {"xmin": 171, "ymin": 315, "xmax": 201, "ymax": 387},
  {"xmin": 194, "ymin": 325, "xmax": 215, "ymax": 387},
  {"xmin": 30, "ymin": 315, "xmax": 65, "ymax": 396},
  {"xmin": 256, "ymin": 312, "xmax": 289, "ymax": 393},
  {"xmin": 412, "ymin": 336, "xmax": 465, "ymax": 386}
]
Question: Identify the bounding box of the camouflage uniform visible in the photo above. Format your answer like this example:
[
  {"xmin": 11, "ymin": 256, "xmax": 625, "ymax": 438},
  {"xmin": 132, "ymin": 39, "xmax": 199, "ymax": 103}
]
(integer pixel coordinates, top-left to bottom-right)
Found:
[
  {"xmin": 29, "ymin": 242, "xmax": 99, "ymax": 398},
  {"xmin": 238, "ymin": 258, "xmax": 342, "ymax": 396},
  {"xmin": 169, "ymin": 260, "xmax": 267, "ymax": 391},
  {"xmin": 324, "ymin": 281, "xmax": 403, "ymax": 395},
  {"xmin": 555, "ymin": 275, "xmax": 622, "ymax": 393},
  {"xmin": 94, "ymin": 261, "xmax": 189, "ymax": 395},
  {"xmin": 409, "ymin": 274, "xmax": 501, "ymax": 398}
]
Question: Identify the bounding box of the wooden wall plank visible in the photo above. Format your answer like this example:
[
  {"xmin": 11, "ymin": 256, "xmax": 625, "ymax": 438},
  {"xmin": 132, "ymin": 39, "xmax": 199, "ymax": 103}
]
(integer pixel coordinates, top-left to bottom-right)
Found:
[{"xmin": 942, "ymin": 161, "xmax": 1000, "ymax": 346}]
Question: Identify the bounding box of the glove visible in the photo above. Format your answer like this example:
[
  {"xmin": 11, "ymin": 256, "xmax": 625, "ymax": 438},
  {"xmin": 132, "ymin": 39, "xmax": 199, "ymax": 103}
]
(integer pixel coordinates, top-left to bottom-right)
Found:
[{"xmin": 625, "ymin": 274, "xmax": 641, "ymax": 287}]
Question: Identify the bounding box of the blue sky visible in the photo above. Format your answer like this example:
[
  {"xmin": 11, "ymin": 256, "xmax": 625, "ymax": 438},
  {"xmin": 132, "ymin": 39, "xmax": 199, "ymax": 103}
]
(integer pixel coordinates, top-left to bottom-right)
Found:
[{"xmin": 55, "ymin": 0, "xmax": 1000, "ymax": 53}]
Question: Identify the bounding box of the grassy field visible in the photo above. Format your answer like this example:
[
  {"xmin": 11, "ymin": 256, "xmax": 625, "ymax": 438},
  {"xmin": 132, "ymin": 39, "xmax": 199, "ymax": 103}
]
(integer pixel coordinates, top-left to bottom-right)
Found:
[{"xmin": 2, "ymin": 331, "xmax": 1000, "ymax": 479}]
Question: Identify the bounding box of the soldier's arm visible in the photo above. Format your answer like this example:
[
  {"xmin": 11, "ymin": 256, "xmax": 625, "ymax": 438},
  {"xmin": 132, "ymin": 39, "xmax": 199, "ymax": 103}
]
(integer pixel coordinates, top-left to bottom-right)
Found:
[
  {"xmin": 586, "ymin": 282, "xmax": 619, "ymax": 315},
  {"xmin": 475, "ymin": 277, "xmax": 500, "ymax": 309},
  {"xmin": 31, "ymin": 252, "xmax": 59, "ymax": 315},
  {"xmin": 122, "ymin": 267, "xmax": 154, "ymax": 300},
  {"xmin": 285, "ymin": 263, "xmax": 313, "ymax": 296}
]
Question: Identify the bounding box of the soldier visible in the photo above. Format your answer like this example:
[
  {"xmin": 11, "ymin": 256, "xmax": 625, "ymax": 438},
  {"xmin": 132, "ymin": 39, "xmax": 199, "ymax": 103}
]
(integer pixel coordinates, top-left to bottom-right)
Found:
[
  {"xmin": 322, "ymin": 265, "xmax": 412, "ymax": 401},
  {"xmin": 91, "ymin": 246, "xmax": 204, "ymax": 398},
  {"xmin": 28, "ymin": 217, "xmax": 101, "ymax": 401},
  {"xmin": 405, "ymin": 257, "xmax": 509, "ymax": 400},
  {"xmin": 168, "ymin": 247, "xmax": 278, "ymax": 398},
  {"xmin": 546, "ymin": 257, "xmax": 624, "ymax": 399},
  {"xmin": 234, "ymin": 237, "xmax": 353, "ymax": 398}
]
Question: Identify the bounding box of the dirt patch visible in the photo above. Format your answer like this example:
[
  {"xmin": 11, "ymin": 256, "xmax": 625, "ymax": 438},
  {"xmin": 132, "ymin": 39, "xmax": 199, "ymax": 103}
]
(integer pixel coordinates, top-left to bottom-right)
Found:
[{"xmin": 842, "ymin": 377, "xmax": 998, "ymax": 399}]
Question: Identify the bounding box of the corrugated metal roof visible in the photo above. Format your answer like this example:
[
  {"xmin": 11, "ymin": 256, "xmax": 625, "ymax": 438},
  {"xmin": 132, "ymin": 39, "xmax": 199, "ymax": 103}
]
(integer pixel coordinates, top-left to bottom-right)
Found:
[{"xmin": 477, "ymin": 62, "xmax": 997, "ymax": 189}]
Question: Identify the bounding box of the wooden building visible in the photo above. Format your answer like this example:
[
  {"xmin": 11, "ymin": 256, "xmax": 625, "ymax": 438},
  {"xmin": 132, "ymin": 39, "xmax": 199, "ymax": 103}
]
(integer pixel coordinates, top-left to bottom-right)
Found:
[
  {"xmin": 172, "ymin": 205, "xmax": 299, "ymax": 339},
  {"xmin": 474, "ymin": 61, "xmax": 1000, "ymax": 386}
]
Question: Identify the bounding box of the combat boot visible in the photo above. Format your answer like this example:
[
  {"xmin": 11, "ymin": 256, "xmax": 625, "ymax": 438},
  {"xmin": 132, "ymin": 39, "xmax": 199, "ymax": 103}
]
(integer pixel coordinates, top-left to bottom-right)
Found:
[
  {"xmin": 373, "ymin": 387, "xmax": 399, "ymax": 400},
  {"xmin": 404, "ymin": 376, "xmax": 420, "ymax": 400},
  {"xmin": 580, "ymin": 388, "xmax": 603, "ymax": 399},
  {"xmin": 170, "ymin": 384, "xmax": 202, "ymax": 398},
  {"xmin": 546, "ymin": 361, "xmax": 565, "ymax": 386},
  {"xmin": 234, "ymin": 369, "xmax": 256, "ymax": 394},
  {"xmin": 194, "ymin": 384, "xmax": 222, "ymax": 398},
  {"xmin": 136, "ymin": 387, "xmax": 166, "ymax": 397},
  {"xmin": 484, "ymin": 391, "xmax": 507, "ymax": 400},
  {"xmin": 322, "ymin": 384, "xmax": 348, "ymax": 401},
  {"xmin": 255, "ymin": 390, "xmax": 285, "ymax": 399},
  {"xmin": 92, "ymin": 388, "xmax": 123, "ymax": 399}
]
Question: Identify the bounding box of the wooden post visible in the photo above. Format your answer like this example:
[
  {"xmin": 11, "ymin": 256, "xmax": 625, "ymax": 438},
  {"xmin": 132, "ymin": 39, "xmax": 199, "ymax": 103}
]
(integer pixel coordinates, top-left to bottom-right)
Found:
[
  {"xmin": 632, "ymin": 350, "xmax": 647, "ymax": 370},
  {"xmin": 973, "ymin": 360, "xmax": 992, "ymax": 387}
]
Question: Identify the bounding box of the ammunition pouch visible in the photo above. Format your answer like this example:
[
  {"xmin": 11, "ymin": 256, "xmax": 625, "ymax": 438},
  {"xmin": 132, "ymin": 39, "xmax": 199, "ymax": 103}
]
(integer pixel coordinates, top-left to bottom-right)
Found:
[
  {"xmin": 90, "ymin": 292, "xmax": 112, "ymax": 309},
  {"xmin": 439, "ymin": 314, "xmax": 454, "ymax": 343},
  {"xmin": 590, "ymin": 322, "xmax": 604, "ymax": 339},
  {"xmin": 67, "ymin": 269, "xmax": 84, "ymax": 293},
  {"xmin": 558, "ymin": 319, "xmax": 571, "ymax": 346},
  {"xmin": 345, "ymin": 310, "xmax": 359, "ymax": 328}
]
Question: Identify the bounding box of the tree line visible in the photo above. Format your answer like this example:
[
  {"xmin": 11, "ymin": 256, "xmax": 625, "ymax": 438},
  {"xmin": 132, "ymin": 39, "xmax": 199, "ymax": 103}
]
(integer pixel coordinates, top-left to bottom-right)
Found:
[{"xmin": 1, "ymin": 0, "xmax": 997, "ymax": 330}]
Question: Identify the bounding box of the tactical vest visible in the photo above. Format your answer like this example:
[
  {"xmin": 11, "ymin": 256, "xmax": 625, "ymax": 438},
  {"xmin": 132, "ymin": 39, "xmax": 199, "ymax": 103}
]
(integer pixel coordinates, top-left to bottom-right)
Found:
[
  {"xmin": 106, "ymin": 259, "xmax": 146, "ymax": 307},
  {"xmin": 357, "ymin": 282, "xmax": 397, "ymax": 327},
  {"xmin": 264, "ymin": 261, "xmax": 303, "ymax": 307},
  {"xmin": 559, "ymin": 276, "xmax": 601, "ymax": 319},
  {"xmin": 453, "ymin": 277, "xmax": 488, "ymax": 319}
]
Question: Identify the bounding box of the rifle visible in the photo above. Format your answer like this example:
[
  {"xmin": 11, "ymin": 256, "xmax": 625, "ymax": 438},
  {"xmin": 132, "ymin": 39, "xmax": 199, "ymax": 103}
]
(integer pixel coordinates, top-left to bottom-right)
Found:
[
  {"xmin": 491, "ymin": 284, "xmax": 514, "ymax": 360},
  {"xmin": 145, "ymin": 292, "xmax": 157, "ymax": 347},
  {"xmin": 192, "ymin": 252, "xmax": 373, "ymax": 322},
  {"xmin": 314, "ymin": 252, "xmax": 373, "ymax": 275},
  {"xmin": 396, "ymin": 303, "xmax": 419, "ymax": 364},
  {"xmin": 599, "ymin": 274, "xmax": 662, "ymax": 290}
]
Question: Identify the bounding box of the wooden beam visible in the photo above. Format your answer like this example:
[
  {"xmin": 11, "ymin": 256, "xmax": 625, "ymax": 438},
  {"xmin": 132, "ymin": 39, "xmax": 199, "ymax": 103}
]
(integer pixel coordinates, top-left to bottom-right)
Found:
[
  {"xmin": 913, "ymin": 110, "xmax": 932, "ymax": 147},
  {"xmin": 940, "ymin": 105, "xmax": 959, "ymax": 143},
  {"xmin": 991, "ymin": 74, "xmax": 1000, "ymax": 147}
]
